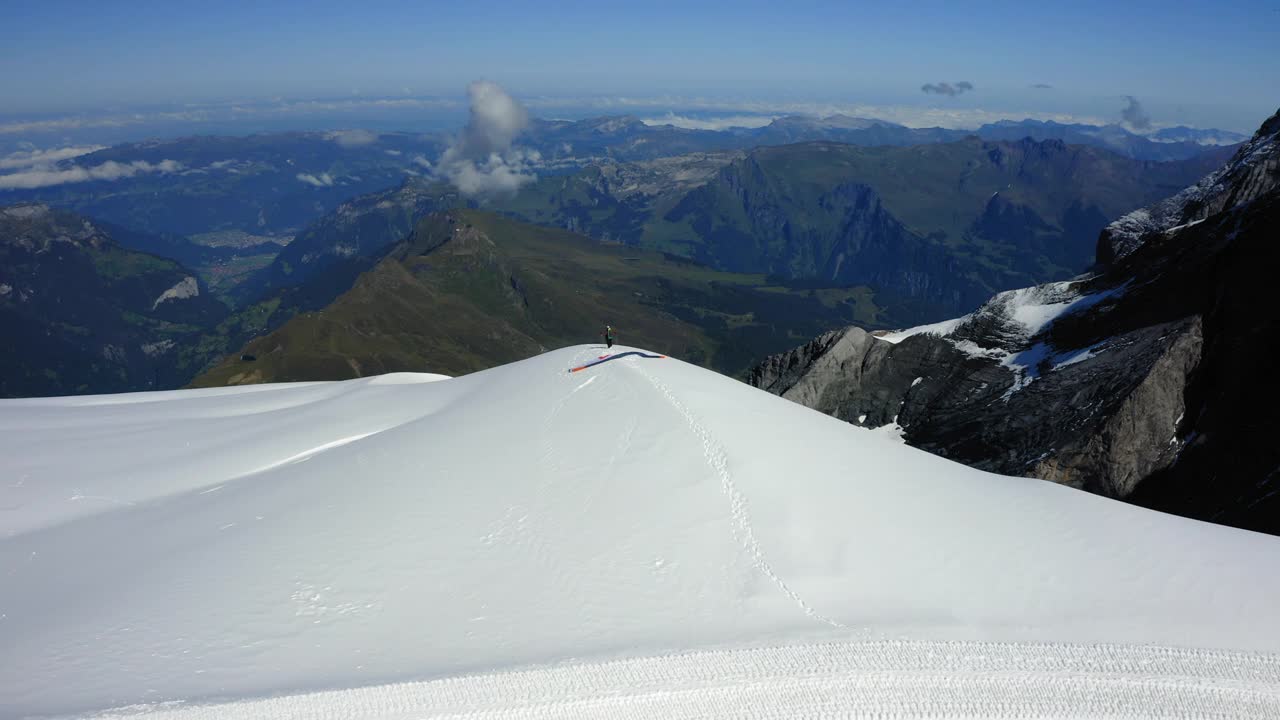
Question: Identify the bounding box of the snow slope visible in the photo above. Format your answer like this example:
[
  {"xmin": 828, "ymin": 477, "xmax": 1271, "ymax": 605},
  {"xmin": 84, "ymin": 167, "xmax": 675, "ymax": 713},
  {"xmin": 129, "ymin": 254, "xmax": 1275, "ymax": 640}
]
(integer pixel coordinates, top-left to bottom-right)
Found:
[{"xmin": 3, "ymin": 346, "xmax": 1280, "ymax": 718}]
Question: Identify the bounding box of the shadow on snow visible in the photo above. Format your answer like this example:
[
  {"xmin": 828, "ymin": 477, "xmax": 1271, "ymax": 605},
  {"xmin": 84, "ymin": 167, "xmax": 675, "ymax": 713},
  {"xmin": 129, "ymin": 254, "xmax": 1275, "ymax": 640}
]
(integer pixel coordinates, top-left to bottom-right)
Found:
[{"xmin": 568, "ymin": 351, "xmax": 667, "ymax": 373}]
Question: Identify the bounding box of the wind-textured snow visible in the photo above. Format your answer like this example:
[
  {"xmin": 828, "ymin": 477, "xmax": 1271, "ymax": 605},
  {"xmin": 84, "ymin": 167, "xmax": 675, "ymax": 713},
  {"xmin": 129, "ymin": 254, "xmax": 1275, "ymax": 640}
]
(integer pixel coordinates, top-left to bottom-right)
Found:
[{"xmin": 3, "ymin": 347, "xmax": 1280, "ymax": 719}]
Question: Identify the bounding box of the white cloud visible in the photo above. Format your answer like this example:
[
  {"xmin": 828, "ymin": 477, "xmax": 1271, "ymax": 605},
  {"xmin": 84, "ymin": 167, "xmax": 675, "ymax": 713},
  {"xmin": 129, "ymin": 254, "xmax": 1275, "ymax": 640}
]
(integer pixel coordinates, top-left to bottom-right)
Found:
[
  {"xmin": 0, "ymin": 159, "xmax": 182, "ymax": 190},
  {"xmin": 412, "ymin": 155, "xmax": 433, "ymax": 170},
  {"xmin": 639, "ymin": 113, "xmax": 777, "ymax": 131},
  {"xmin": 384, "ymin": 149, "xmax": 402, "ymax": 156},
  {"xmin": 296, "ymin": 172, "xmax": 335, "ymax": 187},
  {"xmin": 326, "ymin": 129, "xmax": 379, "ymax": 147},
  {"xmin": 447, "ymin": 148, "xmax": 542, "ymax": 195},
  {"xmin": 448, "ymin": 81, "xmax": 529, "ymax": 158},
  {"xmin": 0, "ymin": 145, "xmax": 106, "ymax": 170},
  {"xmin": 1121, "ymin": 96, "xmax": 1152, "ymax": 130},
  {"xmin": 436, "ymin": 81, "xmax": 537, "ymax": 196},
  {"xmin": 921, "ymin": 81, "xmax": 975, "ymax": 97}
]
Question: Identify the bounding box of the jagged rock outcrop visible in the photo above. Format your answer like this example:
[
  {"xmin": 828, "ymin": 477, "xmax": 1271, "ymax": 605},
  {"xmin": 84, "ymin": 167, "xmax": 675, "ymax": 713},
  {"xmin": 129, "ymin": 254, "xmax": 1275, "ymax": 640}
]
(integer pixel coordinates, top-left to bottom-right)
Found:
[{"xmin": 750, "ymin": 107, "xmax": 1280, "ymax": 534}]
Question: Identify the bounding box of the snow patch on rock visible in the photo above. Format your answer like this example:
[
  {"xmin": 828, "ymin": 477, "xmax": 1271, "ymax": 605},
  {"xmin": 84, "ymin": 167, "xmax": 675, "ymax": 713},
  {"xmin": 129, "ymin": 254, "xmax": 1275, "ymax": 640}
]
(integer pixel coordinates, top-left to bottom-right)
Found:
[
  {"xmin": 141, "ymin": 339, "xmax": 176, "ymax": 357},
  {"xmin": 885, "ymin": 283, "xmax": 1123, "ymax": 352},
  {"xmin": 879, "ymin": 317, "xmax": 966, "ymax": 344},
  {"xmin": 151, "ymin": 277, "xmax": 199, "ymax": 310},
  {"xmin": 869, "ymin": 416, "xmax": 907, "ymax": 442},
  {"xmin": 881, "ymin": 282, "xmax": 1128, "ymax": 400}
]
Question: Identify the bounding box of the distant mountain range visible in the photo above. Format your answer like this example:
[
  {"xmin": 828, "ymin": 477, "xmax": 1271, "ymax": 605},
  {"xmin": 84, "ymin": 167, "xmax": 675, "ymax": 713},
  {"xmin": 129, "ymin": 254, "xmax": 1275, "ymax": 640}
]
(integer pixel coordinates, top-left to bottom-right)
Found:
[
  {"xmin": 0, "ymin": 113, "xmax": 1240, "ymax": 243},
  {"xmin": 521, "ymin": 113, "xmax": 1243, "ymax": 163},
  {"xmin": 0, "ymin": 121, "xmax": 1243, "ymax": 398},
  {"xmin": 972, "ymin": 119, "xmax": 1247, "ymax": 160},
  {"xmin": 749, "ymin": 107, "xmax": 1280, "ymax": 534},
  {"xmin": 216, "ymin": 135, "xmax": 1223, "ymax": 358}
]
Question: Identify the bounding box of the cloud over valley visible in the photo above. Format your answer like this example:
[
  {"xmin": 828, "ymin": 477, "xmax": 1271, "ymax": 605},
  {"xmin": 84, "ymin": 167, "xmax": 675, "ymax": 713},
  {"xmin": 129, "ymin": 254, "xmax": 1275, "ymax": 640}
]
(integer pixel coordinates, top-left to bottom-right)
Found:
[
  {"xmin": 0, "ymin": 159, "xmax": 183, "ymax": 190},
  {"xmin": 436, "ymin": 81, "xmax": 538, "ymax": 196}
]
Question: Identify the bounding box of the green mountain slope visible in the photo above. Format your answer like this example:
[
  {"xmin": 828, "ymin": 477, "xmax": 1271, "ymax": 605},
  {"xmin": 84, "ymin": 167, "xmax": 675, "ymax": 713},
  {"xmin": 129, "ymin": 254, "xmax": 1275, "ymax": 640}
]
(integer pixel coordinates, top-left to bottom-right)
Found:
[{"xmin": 191, "ymin": 210, "xmax": 890, "ymax": 386}]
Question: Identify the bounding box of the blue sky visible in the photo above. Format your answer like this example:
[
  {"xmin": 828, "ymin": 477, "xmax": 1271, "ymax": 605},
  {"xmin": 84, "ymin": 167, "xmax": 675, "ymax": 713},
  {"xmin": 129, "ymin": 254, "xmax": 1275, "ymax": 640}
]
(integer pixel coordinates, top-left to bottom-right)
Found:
[{"xmin": 2, "ymin": 0, "xmax": 1278, "ymax": 131}]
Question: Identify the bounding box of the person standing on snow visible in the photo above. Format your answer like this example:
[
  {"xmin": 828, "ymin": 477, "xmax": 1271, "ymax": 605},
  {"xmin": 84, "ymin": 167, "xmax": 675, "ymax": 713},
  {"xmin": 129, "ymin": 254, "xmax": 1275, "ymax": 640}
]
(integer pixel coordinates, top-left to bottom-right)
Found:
[{"xmin": 603, "ymin": 324, "xmax": 616, "ymax": 349}]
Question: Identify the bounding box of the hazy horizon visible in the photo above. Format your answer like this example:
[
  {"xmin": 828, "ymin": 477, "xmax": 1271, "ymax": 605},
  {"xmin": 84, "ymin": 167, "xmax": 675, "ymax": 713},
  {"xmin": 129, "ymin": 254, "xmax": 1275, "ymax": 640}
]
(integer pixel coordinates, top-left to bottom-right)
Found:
[
  {"xmin": 4, "ymin": 0, "xmax": 1278, "ymax": 147},
  {"xmin": 0, "ymin": 91, "xmax": 1274, "ymax": 157}
]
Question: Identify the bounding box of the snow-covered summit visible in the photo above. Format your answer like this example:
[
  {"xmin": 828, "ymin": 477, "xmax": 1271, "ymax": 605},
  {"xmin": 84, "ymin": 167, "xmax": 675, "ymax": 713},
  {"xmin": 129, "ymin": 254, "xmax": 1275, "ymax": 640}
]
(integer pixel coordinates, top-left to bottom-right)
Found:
[{"xmin": 3, "ymin": 347, "xmax": 1280, "ymax": 718}]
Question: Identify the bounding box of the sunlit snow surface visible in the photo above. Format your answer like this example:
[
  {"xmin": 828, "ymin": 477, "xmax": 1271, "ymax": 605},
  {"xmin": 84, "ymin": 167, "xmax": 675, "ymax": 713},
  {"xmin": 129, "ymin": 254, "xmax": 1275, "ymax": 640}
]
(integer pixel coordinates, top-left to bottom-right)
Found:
[{"xmin": 3, "ymin": 347, "xmax": 1280, "ymax": 718}]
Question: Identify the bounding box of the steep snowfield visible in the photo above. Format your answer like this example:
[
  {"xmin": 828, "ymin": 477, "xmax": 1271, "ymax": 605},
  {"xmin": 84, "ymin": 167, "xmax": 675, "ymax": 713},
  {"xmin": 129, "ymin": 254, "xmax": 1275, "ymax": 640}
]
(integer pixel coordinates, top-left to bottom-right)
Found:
[{"xmin": 3, "ymin": 346, "xmax": 1280, "ymax": 718}]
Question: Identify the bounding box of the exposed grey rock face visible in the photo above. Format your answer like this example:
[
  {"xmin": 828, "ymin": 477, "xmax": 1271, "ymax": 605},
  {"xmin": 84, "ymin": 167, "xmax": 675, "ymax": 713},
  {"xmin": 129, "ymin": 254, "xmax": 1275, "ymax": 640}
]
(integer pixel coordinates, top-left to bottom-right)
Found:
[
  {"xmin": 750, "ymin": 108, "xmax": 1280, "ymax": 535},
  {"xmin": 750, "ymin": 326, "xmax": 900, "ymax": 423},
  {"xmin": 751, "ymin": 300, "xmax": 1200, "ymax": 498}
]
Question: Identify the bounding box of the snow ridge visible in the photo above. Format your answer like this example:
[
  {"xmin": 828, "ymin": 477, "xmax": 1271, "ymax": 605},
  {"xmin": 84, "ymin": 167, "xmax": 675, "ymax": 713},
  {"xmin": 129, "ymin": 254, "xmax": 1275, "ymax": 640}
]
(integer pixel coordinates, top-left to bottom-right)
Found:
[
  {"xmin": 6, "ymin": 346, "xmax": 1280, "ymax": 717},
  {"xmin": 633, "ymin": 360, "xmax": 848, "ymax": 630}
]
